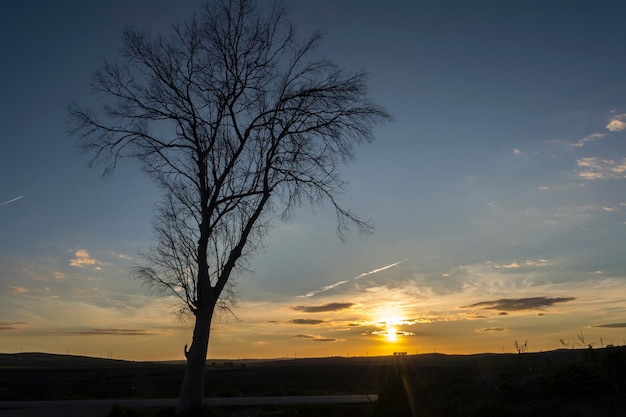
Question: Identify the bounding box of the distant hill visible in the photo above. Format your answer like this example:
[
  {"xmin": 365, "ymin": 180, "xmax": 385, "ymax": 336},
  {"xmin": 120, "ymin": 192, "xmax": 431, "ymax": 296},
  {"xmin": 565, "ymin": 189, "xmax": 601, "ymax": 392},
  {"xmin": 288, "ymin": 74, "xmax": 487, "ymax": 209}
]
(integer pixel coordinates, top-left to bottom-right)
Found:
[
  {"xmin": 0, "ymin": 348, "xmax": 588, "ymax": 369},
  {"xmin": 0, "ymin": 352, "xmax": 281, "ymax": 368},
  {"xmin": 0, "ymin": 352, "xmax": 137, "ymax": 368}
]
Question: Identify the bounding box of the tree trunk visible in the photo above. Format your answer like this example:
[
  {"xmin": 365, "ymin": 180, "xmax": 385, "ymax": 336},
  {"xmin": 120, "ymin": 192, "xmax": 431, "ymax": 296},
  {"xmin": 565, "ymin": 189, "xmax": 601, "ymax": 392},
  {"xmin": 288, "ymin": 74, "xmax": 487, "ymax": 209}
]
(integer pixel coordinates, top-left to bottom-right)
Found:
[{"xmin": 176, "ymin": 304, "xmax": 214, "ymax": 416}]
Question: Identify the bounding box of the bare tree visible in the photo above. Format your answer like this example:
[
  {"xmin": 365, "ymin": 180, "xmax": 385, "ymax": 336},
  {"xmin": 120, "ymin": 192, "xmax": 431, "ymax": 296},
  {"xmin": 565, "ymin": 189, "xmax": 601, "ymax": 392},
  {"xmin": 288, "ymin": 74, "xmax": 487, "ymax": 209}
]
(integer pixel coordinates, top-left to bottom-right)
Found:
[{"xmin": 68, "ymin": 0, "xmax": 390, "ymax": 414}]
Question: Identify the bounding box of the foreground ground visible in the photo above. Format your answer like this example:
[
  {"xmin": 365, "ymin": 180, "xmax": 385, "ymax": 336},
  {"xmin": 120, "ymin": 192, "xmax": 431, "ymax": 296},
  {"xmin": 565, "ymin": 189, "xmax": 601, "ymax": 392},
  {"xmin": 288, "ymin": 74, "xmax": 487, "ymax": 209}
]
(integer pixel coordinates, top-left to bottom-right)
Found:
[
  {"xmin": 1, "ymin": 347, "xmax": 625, "ymax": 416},
  {"xmin": 0, "ymin": 396, "xmax": 377, "ymax": 417}
]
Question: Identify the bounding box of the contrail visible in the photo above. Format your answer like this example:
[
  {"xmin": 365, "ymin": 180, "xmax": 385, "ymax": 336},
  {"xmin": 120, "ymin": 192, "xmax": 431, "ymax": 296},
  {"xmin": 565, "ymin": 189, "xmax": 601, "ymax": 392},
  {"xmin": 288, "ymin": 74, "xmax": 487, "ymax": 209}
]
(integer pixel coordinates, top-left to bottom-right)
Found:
[
  {"xmin": 299, "ymin": 260, "xmax": 404, "ymax": 298},
  {"xmin": 0, "ymin": 195, "xmax": 23, "ymax": 207}
]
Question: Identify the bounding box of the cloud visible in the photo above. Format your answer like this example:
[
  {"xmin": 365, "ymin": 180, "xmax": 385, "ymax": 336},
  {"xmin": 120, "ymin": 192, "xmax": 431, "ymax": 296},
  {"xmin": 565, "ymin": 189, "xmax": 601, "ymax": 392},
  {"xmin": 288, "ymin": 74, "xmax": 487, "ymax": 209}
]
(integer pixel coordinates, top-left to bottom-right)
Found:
[
  {"xmin": 466, "ymin": 314, "xmax": 488, "ymax": 319},
  {"xmin": 513, "ymin": 149, "xmax": 521, "ymax": 155},
  {"xmin": 53, "ymin": 272, "xmax": 67, "ymax": 280},
  {"xmin": 461, "ymin": 296, "xmax": 576, "ymax": 312},
  {"xmin": 591, "ymin": 323, "xmax": 626, "ymax": 328},
  {"xmin": 292, "ymin": 334, "xmax": 343, "ymax": 342},
  {"xmin": 495, "ymin": 262, "xmax": 520, "ymax": 269},
  {"xmin": 299, "ymin": 260, "xmax": 403, "ymax": 297},
  {"xmin": 606, "ymin": 120, "xmax": 626, "ymax": 131},
  {"xmin": 289, "ymin": 319, "xmax": 325, "ymax": 325},
  {"xmin": 606, "ymin": 113, "xmax": 626, "ymax": 131},
  {"xmin": 570, "ymin": 133, "xmax": 605, "ymax": 147},
  {"xmin": 69, "ymin": 249, "xmax": 103, "ymax": 270},
  {"xmin": 361, "ymin": 330, "xmax": 416, "ymax": 337},
  {"xmin": 293, "ymin": 302, "xmax": 355, "ymax": 313},
  {"xmin": 67, "ymin": 328, "xmax": 160, "ymax": 336},
  {"xmin": 293, "ymin": 334, "xmax": 315, "ymax": 339},
  {"xmin": 0, "ymin": 322, "xmax": 27, "ymax": 331},
  {"xmin": 493, "ymin": 259, "xmax": 548, "ymax": 269},
  {"xmin": 476, "ymin": 327, "xmax": 507, "ymax": 332},
  {"xmin": 375, "ymin": 317, "xmax": 421, "ymax": 326},
  {"xmin": 0, "ymin": 195, "xmax": 24, "ymax": 207},
  {"xmin": 577, "ymin": 157, "xmax": 626, "ymax": 180},
  {"xmin": 524, "ymin": 259, "xmax": 549, "ymax": 267},
  {"xmin": 9, "ymin": 286, "xmax": 29, "ymax": 294}
]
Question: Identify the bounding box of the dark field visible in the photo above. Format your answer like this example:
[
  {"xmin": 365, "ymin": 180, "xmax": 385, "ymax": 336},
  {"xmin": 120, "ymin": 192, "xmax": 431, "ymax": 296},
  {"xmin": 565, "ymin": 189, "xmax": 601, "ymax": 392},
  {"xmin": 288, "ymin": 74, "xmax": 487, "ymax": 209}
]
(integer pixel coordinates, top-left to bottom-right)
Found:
[{"xmin": 1, "ymin": 347, "xmax": 626, "ymax": 416}]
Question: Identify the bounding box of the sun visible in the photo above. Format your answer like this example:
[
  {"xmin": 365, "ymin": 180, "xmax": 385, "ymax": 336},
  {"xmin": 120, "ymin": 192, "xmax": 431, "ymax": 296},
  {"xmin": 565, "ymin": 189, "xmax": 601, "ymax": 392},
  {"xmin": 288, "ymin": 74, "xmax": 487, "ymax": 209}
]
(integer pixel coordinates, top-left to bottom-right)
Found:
[
  {"xmin": 386, "ymin": 324, "xmax": 399, "ymax": 343},
  {"xmin": 369, "ymin": 308, "xmax": 417, "ymax": 344},
  {"xmin": 375, "ymin": 311, "xmax": 407, "ymax": 343}
]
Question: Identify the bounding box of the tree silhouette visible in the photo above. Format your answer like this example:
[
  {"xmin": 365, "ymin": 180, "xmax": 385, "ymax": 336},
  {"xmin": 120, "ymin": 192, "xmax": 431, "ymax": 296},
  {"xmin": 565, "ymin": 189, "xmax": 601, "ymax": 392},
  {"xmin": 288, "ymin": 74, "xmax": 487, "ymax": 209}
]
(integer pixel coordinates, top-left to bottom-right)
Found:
[{"xmin": 68, "ymin": 0, "xmax": 390, "ymax": 414}]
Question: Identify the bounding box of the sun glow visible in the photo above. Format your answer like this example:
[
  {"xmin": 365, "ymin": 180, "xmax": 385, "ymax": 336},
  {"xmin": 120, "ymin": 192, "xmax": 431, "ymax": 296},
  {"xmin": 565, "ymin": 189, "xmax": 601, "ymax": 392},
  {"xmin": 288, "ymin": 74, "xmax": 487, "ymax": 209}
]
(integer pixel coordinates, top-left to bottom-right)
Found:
[
  {"xmin": 386, "ymin": 325, "xmax": 399, "ymax": 343},
  {"xmin": 375, "ymin": 311, "xmax": 409, "ymax": 343}
]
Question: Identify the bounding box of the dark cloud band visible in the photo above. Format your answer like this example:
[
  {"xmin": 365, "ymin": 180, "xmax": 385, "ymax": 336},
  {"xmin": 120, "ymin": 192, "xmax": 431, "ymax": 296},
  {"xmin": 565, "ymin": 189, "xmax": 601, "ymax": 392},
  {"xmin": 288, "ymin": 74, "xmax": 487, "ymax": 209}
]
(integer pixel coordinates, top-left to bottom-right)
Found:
[
  {"xmin": 290, "ymin": 319, "xmax": 325, "ymax": 325},
  {"xmin": 461, "ymin": 296, "xmax": 575, "ymax": 311},
  {"xmin": 293, "ymin": 302, "xmax": 355, "ymax": 313},
  {"xmin": 476, "ymin": 327, "xmax": 507, "ymax": 332},
  {"xmin": 0, "ymin": 322, "xmax": 27, "ymax": 331},
  {"xmin": 592, "ymin": 323, "xmax": 626, "ymax": 328},
  {"xmin": 68, "ymin": 328, "xmax": 159, "ymax": 336},
  {"xmin": 292, "ymin": 334, "xmax": 342, "ymax": 342}
]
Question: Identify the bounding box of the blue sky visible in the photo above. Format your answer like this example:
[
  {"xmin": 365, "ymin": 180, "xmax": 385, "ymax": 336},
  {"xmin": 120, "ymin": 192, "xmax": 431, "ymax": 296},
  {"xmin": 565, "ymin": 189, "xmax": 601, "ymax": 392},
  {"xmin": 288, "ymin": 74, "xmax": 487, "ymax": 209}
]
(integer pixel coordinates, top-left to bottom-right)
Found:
[{"xmin": 1, "ymin": 0, "xmax": 626, "ymax": 360}]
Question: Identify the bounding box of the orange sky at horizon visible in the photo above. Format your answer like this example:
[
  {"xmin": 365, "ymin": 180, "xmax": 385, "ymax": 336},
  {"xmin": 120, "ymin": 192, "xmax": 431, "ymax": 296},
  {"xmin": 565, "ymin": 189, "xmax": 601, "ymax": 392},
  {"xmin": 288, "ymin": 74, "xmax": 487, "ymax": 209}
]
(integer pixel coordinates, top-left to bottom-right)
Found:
[{"xmin": 3, "ymin": 254, "xmax": 625, "ymax": 361}]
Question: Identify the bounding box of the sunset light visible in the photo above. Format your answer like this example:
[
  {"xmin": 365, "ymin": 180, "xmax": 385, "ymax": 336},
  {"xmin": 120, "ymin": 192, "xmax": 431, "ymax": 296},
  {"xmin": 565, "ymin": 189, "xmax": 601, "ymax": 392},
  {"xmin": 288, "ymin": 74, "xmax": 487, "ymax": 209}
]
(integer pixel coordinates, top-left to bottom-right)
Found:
[
  {"xmin": 385, "ymin": 325, "xmax": 399, "ymax": 343},
  {"xmin": 2, "ymin": 1, "xmax": 626, "ymax": 364},
  {"xmin": 370, "ymin": 312, "xmax": 415, "ymax": 344}
]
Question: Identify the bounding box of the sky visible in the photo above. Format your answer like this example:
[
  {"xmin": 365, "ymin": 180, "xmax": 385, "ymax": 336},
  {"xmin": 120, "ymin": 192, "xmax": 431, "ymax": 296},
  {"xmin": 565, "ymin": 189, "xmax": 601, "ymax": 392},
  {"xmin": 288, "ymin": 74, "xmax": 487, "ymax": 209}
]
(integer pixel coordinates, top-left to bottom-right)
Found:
[{"xmin": 2, "ymin": 0, "xmax": 626, "ymax": 361}]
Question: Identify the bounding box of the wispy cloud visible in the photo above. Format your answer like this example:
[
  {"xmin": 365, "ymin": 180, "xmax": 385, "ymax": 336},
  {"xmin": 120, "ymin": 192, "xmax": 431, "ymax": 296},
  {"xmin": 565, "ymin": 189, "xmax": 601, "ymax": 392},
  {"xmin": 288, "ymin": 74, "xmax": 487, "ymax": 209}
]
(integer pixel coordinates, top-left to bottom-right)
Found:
[
  {"xmin": 577, "ymin": 157, "xmax": 626, "ymax": 180},
  {"xmin": 591, "ymin": 323, "xmax": 626, "ymax": 328},
  {"xmin": 476, "ymin": 327, "xmax": 507, "ymax": 332},
  {"xmin": 554, "ymin": 112, "xmax": 625, "ymax": 147},
  {"xmin": 53, "ymin": 272, "xmax": 66, "ymax": 281},
  {"xmin": 606, "ymin": 113, "xmax": 626, "ymax": 132},
  {"xmin": 570, "ymin": 132, "xmax": 605, "ymax": 147},
  {"xmin": 361, "ymin": 329, "xmax": 416, "ymax": 337},
  {"xmin": 495, "ymin": 262, "xmax": 520, "ymax": 269},
  {"xmin": 0, "ymin": 195, "xmax": 23, "ymax": 207},
  {"xmin": 9, "ymin": 286, "xmax": 29, "ymax": 294},
  {"xmin": 289, "ymin": 319, "xmax": 325, "ymax": 325},
  {"xmin": 299, "ymin": 261, "xmax": 403, "ymax": 297},
  {"xmin": 524, "ymin": 259, "xmax": 550, "ymax": 267},
  {"xmin": 491, "ymin": 259, "xmax": 549, "ymax": 270},
  {"xmin": 293, "ymin": 334, "xmax": 316, "ymax": 339},
  {"xmin": 292, "ymin": 334, "xmax": 343, "ymax": 342},
  {"xmin": 69, "ymin": 249, "xmax": 103, "ymax": 270},
  {"xmin": 67, "ymin": 328, "xmax": 160, "ymax": 336},
  {"xmin": 293, "ymin": 302, "xmax": 355, "ymax": 313},
  {"xmin": 0, "ymin": 322, "xmax": 27, "ymax": 331},
  {"xmin": 461, "ymin": 296, "xmax": 576, "ymax": 312}
]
